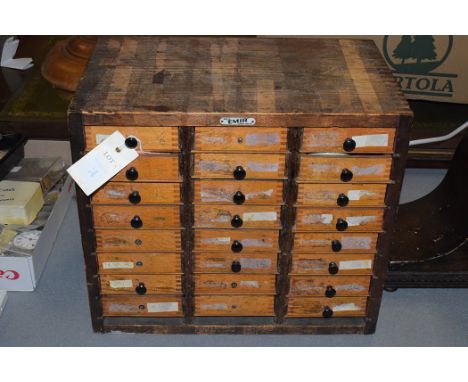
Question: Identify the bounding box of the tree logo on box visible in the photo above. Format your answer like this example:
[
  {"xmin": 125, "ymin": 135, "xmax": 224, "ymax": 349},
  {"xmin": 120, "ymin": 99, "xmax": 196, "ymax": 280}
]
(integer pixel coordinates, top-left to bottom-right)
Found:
[{"xmin": 0, "ymin": 269, "xmax": 20, "ymax": 280}]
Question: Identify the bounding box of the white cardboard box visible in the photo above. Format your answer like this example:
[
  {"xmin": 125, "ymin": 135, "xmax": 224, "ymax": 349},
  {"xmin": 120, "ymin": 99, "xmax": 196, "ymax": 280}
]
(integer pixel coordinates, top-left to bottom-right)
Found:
[{"xmin": 0, "ymin": 176, "xmax": 74, "ymax": 291}]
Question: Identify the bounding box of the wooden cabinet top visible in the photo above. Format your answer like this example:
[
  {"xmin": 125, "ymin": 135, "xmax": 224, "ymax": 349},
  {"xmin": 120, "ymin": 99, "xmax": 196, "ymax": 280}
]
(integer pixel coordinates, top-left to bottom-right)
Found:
[{"xmin": 70, "ymin": 37, "xmax": 412, "ymax": 127}]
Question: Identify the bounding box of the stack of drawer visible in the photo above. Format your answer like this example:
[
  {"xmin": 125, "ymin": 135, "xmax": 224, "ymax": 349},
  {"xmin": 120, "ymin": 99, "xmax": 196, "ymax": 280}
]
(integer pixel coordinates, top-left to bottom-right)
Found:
[{"xmin": 288, "ymin": 128, "xmax": 395, "ymax": 318}]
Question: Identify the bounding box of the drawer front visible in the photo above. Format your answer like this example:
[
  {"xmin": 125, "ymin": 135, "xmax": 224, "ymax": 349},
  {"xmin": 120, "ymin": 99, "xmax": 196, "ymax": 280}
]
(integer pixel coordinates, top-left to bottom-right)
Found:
[
  {"xmin": 193, "ymin": 153, "xmax": 286, "ymax": 179},
  {"xmin": 97, "ymin": 253, "xmax": 181, "ymax": 274},
  {"xmin": 290, "ymin": 254, "xmax": 374, "ymax": 275},
  {"xmin": 287, "ymin": 297, "xmax": 367, "ymax": 317},
  {"xmin": 194, "ymin": 274, "xmax": 276, "ymax": 294},
  {"xmin": 299, "ymin": 156, "xmax": 392, "ymax": 182},
  {"xmin": 289, "ymin": 275, "xmax": 371, "ymax": 297},
  {"xmin": 296, "ymin": 208, "xmax": 384, "ymax": 232},
  {"xmin": 297, "ymin": 184, "xmax": 387, "ymax": 207},
  {"xmin": 195, "ymin": 295, "xmax": 274, "ymax": 316},
  {"xmin": 194, "ymin": 205, "xmax": 281, "ymax": 229},
  {"xmin": 95, "ymin": 230, "xmax": 181, "ymax": 252},
  {"xmin": 100, "ymin": 274, "xmax": 182, "ymax": 295},
  {"xmin": 93, "ymin": 205, "xmax": 180, "ymax": 229},
  {"xmin": 102, "ymin": 296, "xmax": 183, "ymax": 317},
  {"xmin": 194, "ymin": 253, "xmax": 278, "ymax": 274},
  {"xmin": 293, "ymin": 233, "xmax": 378, "ymax": 254},
  {"xmin": 194, "ymin": 127, "xmax": 287, "ymax": 152},
  {"xmin": 112, "ymin": 155, "xmax": 180, "ymax": 182},
  {"xmin": 302, "ymin": 128, "xmax": 395, "ymax": 153},
  {"xmin": 194, "ymin": 180, "xmax": 284, "ymax": 205},
  {"xmin": 92, "ymin": 182, "xmax": 181, "ymax": 205},
  {"xmin": 194, "ymin": 230, "xmax": 279, "ymax": 253},
  {"xmin": 85, "ymin": 126, "xmax": 179, "ymax": 151}
]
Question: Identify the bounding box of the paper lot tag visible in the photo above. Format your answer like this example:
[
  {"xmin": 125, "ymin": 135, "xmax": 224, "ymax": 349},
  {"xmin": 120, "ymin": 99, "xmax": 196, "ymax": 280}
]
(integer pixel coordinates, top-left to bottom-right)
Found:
[{"xmin": 67, "ymin": 131, "xmax": 138, "ymax": 196}]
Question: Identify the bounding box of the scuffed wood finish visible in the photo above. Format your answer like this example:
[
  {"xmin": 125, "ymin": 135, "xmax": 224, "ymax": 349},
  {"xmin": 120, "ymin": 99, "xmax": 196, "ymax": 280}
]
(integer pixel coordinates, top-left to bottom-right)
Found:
[
  {"xmin": 290, "ymin": 253, "xmax": 374, "ymax": 275},
  {"xmin": 85, "ymin": 126, "xmax": 179, "ymax": 151},
  {"xmin": 287, "ymin": 297, "xmax": 367, "ymax": 317},
  {"xmin": 194, "ymin": 230, "xmax": 280, "ymax": 253},
  {"xmin": 293, "ymin": 232, "xmax": 378, "ymax": 254},
  {"xmin": 194, "ymin": 274, "xmax": 276, "ymax": 294},
  {"xmin": 194, "ymin": 253, "xmax": 278, "ymax": 274},
  {"xmin": 195, "ymin": 295, "xmax": 275, "ymax": 316},
  {"xmin": 289, "ymin": 275, "xmax": 371, "ymax": 296},
  {"xmin": 97, "ymin": 252, "xmax": 182, "ymax": 274},
  {"xmin": 112, "ymin": 155, "xmax": 180, "ymax": 182},
  {"xmin": 100, "ymin": 274, "xmax": 182, "ymax": 295},
  {"xmin": 95, "ymin": 229, "xmax": 181, "ymax": 252},
  {"xmin": 102, "ymin": 296, "xmax": 183, "ymax": 317}
]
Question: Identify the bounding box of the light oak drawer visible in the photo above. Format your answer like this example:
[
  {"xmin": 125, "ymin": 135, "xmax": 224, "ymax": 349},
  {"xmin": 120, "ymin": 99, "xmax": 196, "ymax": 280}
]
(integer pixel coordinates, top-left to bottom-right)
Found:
[
  {"xmin": 92, "ymin": 182, "xmax": 181, "ymax": 205},
  {"xmin": 93, "ymin": 205, "xmax": 180, "ymax": 229},
  {"xmin": 290, "ymin": 254, "xmax": 374, "ymax": 275},
  {"xmin": 85, "ymin": 126, "xmax": 179, "ymax": 151},
  {"xmin": 289, "ymin": 275, "xmax": 371, "ymax": 297},
  {"xmin": 299, "ymin": 156, "xmax": 392, "ymax": 182},
  {"xmin": 195, "ymin": 274, "xmax": 276, "ymax": 295},
  {"xmin": 102, "ymin": 296, "xmax": 183, "ymax": 317},
  {"xmin": 194, "ymin": 230, "xmax": 279, "ymax": 253},
  {"xmin": 95, "ymin": 230, "xmax": 181, "ymax": 252},
  {"xmin": 194, "ymin": 127, "xmax": 287, "ymax": 152},
  {"xmin": 293, "ymin": 233, "xmax": 378, "ymax": 254},
  {"xmin": 302, "ymin": 128, "xmax": 395, "ymax": 153},
  {"xmin": 195, "ymin": 295, "xmax": 274, "ymax": 316},
  {"xmin": 112, "ymin": 155, "xmax": 180, "ymax": 182},
  {"xmin": 193, "ymin": 153, "xmax": 286, "ymax": 179},
  {"xmin": 97, "ymin": 253, "xmax": 181, "ymax": 274},
  {"xmin": 194, "ymin": 205, "xmax": 281, "ymax": 229},
  {"xmin": 287, "ymin": 297, "xmax": 367, "ymax": 317},
  {"xmin": 297, "ymin": 183, "xmax": 387, "ymax": 207},
  {"xmin": 194, "ymin": 253, "xmax": 278, "ymax": 274},
  {"xmin": 194, "ymin": 180, "xmax": 284, "ymax": 205},
  {"xmin": 100, "ymin": 274, "xmax": 182, "ymax": 295},
  {"xmin": 296, "ymin": 208, "xmax": 384, "ymax": 232}
]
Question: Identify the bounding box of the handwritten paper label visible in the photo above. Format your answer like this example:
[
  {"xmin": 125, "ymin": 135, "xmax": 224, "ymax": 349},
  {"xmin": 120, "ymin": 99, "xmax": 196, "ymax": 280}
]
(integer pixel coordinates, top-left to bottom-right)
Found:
[
  {"xmin": 339, "ymin": 260, "xmax": 372, "ymax": 270},
  {"xmin": 352, "ymin": 134, "xmax": 389, "ymax": 148},
  {"xmin": 147, "ymin": 302, "xmax": 179, "ymax": 313},
  {"xmin": 102, "ymin": 262, "xmax": 134, "ymax": 270},
  {"xmin": 109, "ymin": 279, "xmax": 133, "ymax": 289}
]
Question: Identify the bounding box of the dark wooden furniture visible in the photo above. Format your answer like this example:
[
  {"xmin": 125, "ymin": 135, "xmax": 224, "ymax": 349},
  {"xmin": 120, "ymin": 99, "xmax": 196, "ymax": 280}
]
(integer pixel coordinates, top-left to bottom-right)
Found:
[
  {"xmin": 0, "ymin": 133, "xmax": 26, "ymax": 179},
  {"xmin": 69, "ymin": 36, "xmax": 412, "ymax": 334}
]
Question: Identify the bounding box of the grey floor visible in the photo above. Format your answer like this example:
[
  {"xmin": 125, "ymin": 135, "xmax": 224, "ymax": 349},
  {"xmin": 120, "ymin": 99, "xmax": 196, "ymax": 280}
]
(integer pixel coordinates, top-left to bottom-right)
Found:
[{"xmin": 1, "ymin": 169, "xmax": 467, "ymax": 346}]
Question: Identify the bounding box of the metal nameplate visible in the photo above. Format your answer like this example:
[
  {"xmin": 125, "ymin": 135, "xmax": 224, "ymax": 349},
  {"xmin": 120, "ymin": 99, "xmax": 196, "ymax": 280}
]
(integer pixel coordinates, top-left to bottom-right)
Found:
[{"xmin": 220, "ymin": 117, "xmax": 256, "ymax": 126}]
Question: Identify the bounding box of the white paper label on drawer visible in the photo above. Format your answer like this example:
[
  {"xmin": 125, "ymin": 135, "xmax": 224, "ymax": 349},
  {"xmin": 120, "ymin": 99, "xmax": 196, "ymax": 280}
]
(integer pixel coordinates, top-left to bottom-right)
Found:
[
  {"xmin": 347, "ymin": 190, "xmax": 375, "ymax": 200},
  {"xmin": 109, "ymin": 279, "xmax": 133, "ymax": 288},
  {"xmin": 239, "ymin": 280, "xmax": 260, "ymax": 288},
  {"xmin": 341, "ymin": 236, "xmax": 372, "ymax": 249},
  {"xmin": 240, "ymin": 258, "xmax": 272, "ymax": 269},
  {"xmin": 247, "ymin": 161, "xmax": 279, "ymax": 172},
  {"xmin": 332, "ymin": 303, "xmax": 361, "ymax": 312},
  {"xmin": 245, "ymin": 189, "xmax": 274, "ymax": 200},
  {"xmin": 200, "ymin": 303, "xmax": 228, "ymax": 311},
  {"xmin": 102, "ymin": 261, "xmax": 134, "ymax": 270},
  {"xmin": 339, "ymin": 260, "xmax": 372, "ymax": 270},
  {"xmin": 346, "ymin": 216, "xmax": 377, "ymax": 226},
  {"xmin": 201, "ymin": 237, "xmax": 231, "ymax": 244},
  {"xmin": 95, "ymin": 134, "xmax": 110, "ymax": 144},
  {"xmin": 246, "ymin": 132, "xmax": 280, "ymax": 146},
  {"xmin": 147, "ymin": 302, "xmax": 179, "ymax": 313},
  {"xmin": 243, "ymin": 212, "xmax": 277, "ymax": 222},
  {"xmin": 352, "ymin": 134, "xmax": 389, "ymax": 148},
  {"xmin": 243, "ymin": 238, "xmax": 273, "ymax": 247},
  {"xmin": 302, "ymin": 213, "xmax": 333, "ymax": 225}
]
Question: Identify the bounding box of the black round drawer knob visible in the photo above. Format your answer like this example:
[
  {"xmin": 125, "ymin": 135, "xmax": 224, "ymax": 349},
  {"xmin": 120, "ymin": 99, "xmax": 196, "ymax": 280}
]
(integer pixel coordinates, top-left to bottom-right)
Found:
[
  {"xmin": 322, "ymin": 305, "xmax": 334, "ymax": 318},
  {"xmin": 233, "ymin": 166, "xmax": 246, "ymax": 180},
  {"xmin": 337, "ymin": 193, "xmax": 349, "ymax": 207},
  {"xmin": 343, "ymin": 137, "xmax": 356, "ymax": 152},
  {"xmin": 233, "ymin": 191, "xmax": 246, "ymax": 205},
  {"xmin": 231, "ymin": 215, "xmax": 243, "ymax": 228},
  {"xmin": 328, "ymin": 262, "xmax": 339, "ymax": 275},
  {"xmin": 231, "ymin": 261, "xmax": 242, "ymax": 273},
  {"xmin": 336, "ymin": 218, "xmax": 348, "ymax": 231},
  {"xmin": 128, "ymin": 191, "xmax": 141, "ymax": 204},
  {"xmin": 331, "ymin": 240, "xmax": 342, "ymax": 252},
  {"xmin": 325, "ymin": 285, "xmax": 337, "ymax": 298},
  {"xmin": 130, "ymin": 216, "xmax": 143, "ymax": 228},
  {"xmin": 125, "ymin": 136, "xmax": 138, "ymax": 149},
  {"xmin": 126, "ymin": 167, "xmax": 139, "ymax": 181},
  {"xmin": 231, "ymin": 282, "xmax": 238, "ymax": 288},
  {"xmin": 231, "ymin": 240, "xmax": 243, "ymax": 253},
  {"xmin": 340, "ymin": 168, "xmax": 353, "ymax": 182},
  {"xmin": 135, "ymin": 282, "xmax": 147, "ymax": 295}
]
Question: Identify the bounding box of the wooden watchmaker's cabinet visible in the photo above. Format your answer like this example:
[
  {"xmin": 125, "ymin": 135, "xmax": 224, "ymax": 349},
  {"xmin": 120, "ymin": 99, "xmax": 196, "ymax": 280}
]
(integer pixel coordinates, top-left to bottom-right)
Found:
[{"xmin": 69, "ymin": 37, "xmax": 412, "ymax": 334}]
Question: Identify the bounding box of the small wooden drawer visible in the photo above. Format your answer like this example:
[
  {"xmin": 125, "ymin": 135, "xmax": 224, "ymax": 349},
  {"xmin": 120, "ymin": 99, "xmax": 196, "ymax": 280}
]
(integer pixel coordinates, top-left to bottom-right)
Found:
[
  {"xmin": 195, "ymin": 295, "xmax": 275, "ymax": 316},
  {"xmin": 193, "ymin": 153, "xmax": 286, "ymax": 179},
  {"xmin": 95, "ymin": 230, "xmax": 181, "ymax": 252},
  {"xmin": 289, "ymin": 275, "xmax": 371, "ymax": 297},
  {"xmin": 296, "ymin": 208, "xmax": 384, "ymax": 232},
  {"xmin": 100, "ymin": 274, "xmax": 182, "ymax": 295},
  {"xmin": 102, "ymin": 296, "xmax": 183, "ymax": 317},
  {"xmin": 290, "ymin": 254, "xmax": 374, "ymax": 275},
  {"xmin": 97, "ymin": 253, "xmax": 181, "ymax": 274},
  {"xmin": 92, "ymin": 182, "xmax": 181, "ymax": 205},
  {"xmin": 194, "ymin": 180, "xmax": 284, "ymax": 205},
  {"xmin": 299, "ymin": 156, "xmax": 392, "ymax": 182},
  {"xmin": 287, "ymin": 297, "xmax": 367, "ymax": 317},
  {"xmin": 93, "ymin": 205, "xmax": 180, "ymax": 229},
  {"xmin": 85, "ymin": 126, "xmax": 179, "ymax": 151},
  {"xmin": 293, "ymin": 233, "xmax": 379, "ymax": 254},
  {"xmin": 297, "ymin": 183, "xmax": 387, "ymax": 207},
  {"xmin": 112, "ymin": 155, "xmax": 180, "ymax": 182},
  {"xmin": 194, "ymin": 253, "xmax": 278, "ymax": 274},
  {"xmin": 301, "ymin": 128, "xmax": 395, "ymax": 153},
  {"xmin": 195, "ymin": 274, "xmax": 276, "ymax": 295},
  {"xmin": 194, "ymin": 127, "xmax": 287, "ymax": 152},
  {"xmin": 194, "ymin": 205, "xmax": 281, "ymax": 229},
  {"xmin": 194, "ymin": 230, "xmax": 279, "ymax": 253}
]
